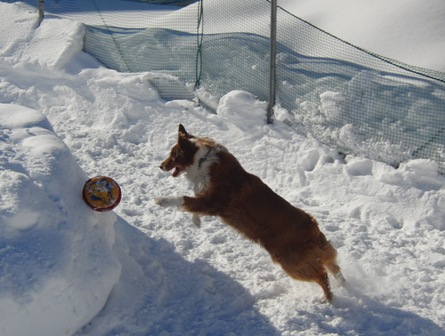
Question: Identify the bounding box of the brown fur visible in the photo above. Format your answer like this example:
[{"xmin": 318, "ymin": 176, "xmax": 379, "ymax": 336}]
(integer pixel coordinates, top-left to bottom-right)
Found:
[{"xmin": 157, "ymin": 124, "xmax": 344, "ymax": 302}]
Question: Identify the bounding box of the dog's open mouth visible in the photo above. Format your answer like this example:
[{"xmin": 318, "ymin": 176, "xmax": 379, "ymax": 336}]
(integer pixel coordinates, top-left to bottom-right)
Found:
[{"xmin": 172, "ymin": 166, "xmax": 183, "ymax": 177}]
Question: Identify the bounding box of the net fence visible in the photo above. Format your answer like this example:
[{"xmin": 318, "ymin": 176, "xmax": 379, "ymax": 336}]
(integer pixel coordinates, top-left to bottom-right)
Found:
[
  {"xmin": 275, "ymin": 5, "xmax": 445, "ymax": 172},
  {"xmin": 5, "ymin": 0, "xmax": 445, "ymax": 173}
]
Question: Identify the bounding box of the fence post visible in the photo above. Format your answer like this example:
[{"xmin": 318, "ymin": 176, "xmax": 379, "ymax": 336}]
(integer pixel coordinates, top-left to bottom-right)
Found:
[
  {"xmin": 266, "ymin": 0, "xmax": 277, "ymax": 124},
  {"xmin": 38, "ymin": 0, "xmax": 44, "ymax": 26},
  {"xmin": 194, "ymin": 0, "xmax": 204, "ymax": 90}
]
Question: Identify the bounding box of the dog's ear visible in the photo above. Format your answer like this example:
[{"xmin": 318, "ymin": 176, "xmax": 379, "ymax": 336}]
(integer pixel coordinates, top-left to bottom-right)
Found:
[
  {"xmin": 178, "ymin": 124, "xmax": 194, "ymax": 140},
  {"xmin": 178, "ymin": 124, "xmax": 193, "ymax": 150},
  {"xmin": 178, "ymin": 124, "xmax": 187, "ymax": 137}
]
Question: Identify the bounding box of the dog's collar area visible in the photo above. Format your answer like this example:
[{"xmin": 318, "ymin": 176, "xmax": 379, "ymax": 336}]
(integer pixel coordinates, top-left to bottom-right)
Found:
[{"xmin": 198, "ymin": 148, "xmax": 212, "ymax": 168}]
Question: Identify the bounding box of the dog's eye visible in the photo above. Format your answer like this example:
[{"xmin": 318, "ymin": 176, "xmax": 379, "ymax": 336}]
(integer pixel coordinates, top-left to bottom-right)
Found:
[{"xmin": 172, "ymin": 149, "xmax": 181, "ymax": 159}]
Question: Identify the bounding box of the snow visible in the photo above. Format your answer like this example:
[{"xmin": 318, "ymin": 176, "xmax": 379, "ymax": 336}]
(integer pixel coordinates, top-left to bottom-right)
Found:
[
  {"xmin": 0, "ymin": 1, "xmax": 444, "ymax": 335},
  {"xmin": 0, "ymin": 103, "xmax": 121, "ymax": 336},
  {"xmin": 278, "ymin": 0, "xmax": 445, "ymax": 73}
]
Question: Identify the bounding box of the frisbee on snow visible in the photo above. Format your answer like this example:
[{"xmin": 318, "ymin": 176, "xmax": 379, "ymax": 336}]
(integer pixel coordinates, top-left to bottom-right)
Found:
[{"xmin": 82, "ymin": 176, "xmax": 121, "ymax": 212}]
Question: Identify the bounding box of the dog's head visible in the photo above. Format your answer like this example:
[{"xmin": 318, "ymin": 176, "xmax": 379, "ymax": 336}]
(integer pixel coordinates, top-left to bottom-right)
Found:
[{"xmin": 159, "ymin": 124, "xmax": 199, "ymax": 177}]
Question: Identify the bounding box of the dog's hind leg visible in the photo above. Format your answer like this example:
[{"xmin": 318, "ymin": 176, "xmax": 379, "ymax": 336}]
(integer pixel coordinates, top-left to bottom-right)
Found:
[
  {"xmin": 326, "ymin": 261, "xmax": 346, "ymax": 285},
  {"xmin": 276, "ymin": 254, "xmax": 335, "ymax": 302},
  {"xmin": 323, "ymin": 242, "xmax": 346, "ymax": 285},
  {"xmin": 314, "ymin": 272, "xmax": 333, "ymax": 302}
]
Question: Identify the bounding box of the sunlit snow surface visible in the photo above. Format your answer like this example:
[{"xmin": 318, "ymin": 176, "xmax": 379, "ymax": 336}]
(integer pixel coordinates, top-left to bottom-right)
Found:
[{"xmin": 0, "ymin": 2, "xmax": 444, "ymax": 335}]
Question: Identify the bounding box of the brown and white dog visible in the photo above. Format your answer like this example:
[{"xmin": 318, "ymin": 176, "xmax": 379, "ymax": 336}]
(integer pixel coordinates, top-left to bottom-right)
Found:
[{"xmin": 156, "ymin": 124, "xmax": 344, "ymax": 302}]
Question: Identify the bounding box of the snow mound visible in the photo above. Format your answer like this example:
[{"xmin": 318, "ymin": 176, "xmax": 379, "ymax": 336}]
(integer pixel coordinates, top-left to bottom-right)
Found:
[
  {"xmin": 217, "ymin": 90, "xmax": 268, "ymax": 130},
  {"xmin": 0, "ymin": 104, "xmax": 121, "ymax": 336},
  {"xmin": 0, "ymin": 3, "xmax": 85, "ymax": 71}
]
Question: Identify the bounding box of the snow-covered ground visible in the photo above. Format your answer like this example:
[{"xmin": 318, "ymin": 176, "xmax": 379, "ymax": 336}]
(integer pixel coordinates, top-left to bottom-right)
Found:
[{"xmin": 0, "ymin": 1, "xmax": 444, "ymax": 335}]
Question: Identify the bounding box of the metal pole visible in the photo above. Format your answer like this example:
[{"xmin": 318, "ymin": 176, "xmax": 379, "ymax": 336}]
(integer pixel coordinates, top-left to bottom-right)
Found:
[
  {"xmin": 266, "ymin": 0, "xmax": 277, "ymax": 124},
  {"xmin": 38, "ymin": 0, "xmax": 44, "ymax": 26}
]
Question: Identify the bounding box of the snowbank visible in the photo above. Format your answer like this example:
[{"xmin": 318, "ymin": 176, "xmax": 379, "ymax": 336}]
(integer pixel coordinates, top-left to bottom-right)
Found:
[
  {"xmin": 279, "ymin": 0, "xmax": 445, "ymax": 72},
  {"xmin": 0, "ymin": 104, "xmax": 121, "ymax": 335}
]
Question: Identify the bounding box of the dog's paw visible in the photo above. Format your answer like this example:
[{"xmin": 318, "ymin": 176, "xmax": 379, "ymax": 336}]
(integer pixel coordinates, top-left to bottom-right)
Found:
[
  {"xmin": 336, "ymin": 273, "xmax": 346, "ymax": 287},
  {"xmin": 192, "ymin": 214, "xmax": 201, "ymax": 228},
  {"xmin": 155, "ymin": 196, "xmax": 184, "ymax": 208}
]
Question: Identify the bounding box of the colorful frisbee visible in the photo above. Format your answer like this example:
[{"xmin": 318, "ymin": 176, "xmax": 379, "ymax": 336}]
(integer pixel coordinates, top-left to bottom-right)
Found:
[{"xmin": 82, "ymin": 176, "xmax": 121, "ymax": 212}]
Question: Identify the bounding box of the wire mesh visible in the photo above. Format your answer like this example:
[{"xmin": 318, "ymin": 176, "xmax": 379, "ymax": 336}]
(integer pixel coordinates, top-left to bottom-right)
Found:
[
  {"xmin": 3, "ymin": 0, "xmax": 445, "ymax": 173},
  {"xmin": 276, "ymin": 5, "xmax": 445, "ymax": 171}
]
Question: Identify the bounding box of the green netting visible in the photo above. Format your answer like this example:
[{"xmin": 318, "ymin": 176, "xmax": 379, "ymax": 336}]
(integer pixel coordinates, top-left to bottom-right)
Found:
[
  {"xmin": 8, "ymin": 0, "xmax": 201, "ymax": 99},
  {"xmin": 198, "ymin": 0, "xmax": 445, "ymax": 173},
  {"xmin": 275, "ymin": 5, "xmax": 445, "ymax": 171},
  {"xmin": 7, "ymin": 0, "xmax": 445, "ymax": 173}
]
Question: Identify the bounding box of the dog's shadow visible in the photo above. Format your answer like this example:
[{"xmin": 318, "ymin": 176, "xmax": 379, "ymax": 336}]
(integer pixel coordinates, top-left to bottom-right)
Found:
[{"xmin": 76, "ymin": 216, "xmax": 280, "ymax": 336}]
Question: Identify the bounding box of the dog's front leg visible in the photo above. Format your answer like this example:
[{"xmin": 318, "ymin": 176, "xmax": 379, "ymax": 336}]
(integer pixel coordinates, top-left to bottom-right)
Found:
[
  {"xmin": 155, "ymin": 196, "xmax": 184, "ymax": 208},
  {"xmin": 191, "ymin": 214, "xmax": 202, "ymax": 228},
  {"xmin": 156, "ymin": 195, "xmax": 218, "ymax": 216},
  {"xmin": 156, "ymin": 196, "xmax": 202, "ymax": 228}
]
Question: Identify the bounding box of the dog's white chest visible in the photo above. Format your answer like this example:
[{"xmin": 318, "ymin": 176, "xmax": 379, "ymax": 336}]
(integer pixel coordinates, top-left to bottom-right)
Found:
[{"xmin": 185, "ymin": 146, "xmax": 215, "ymax": 194}]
